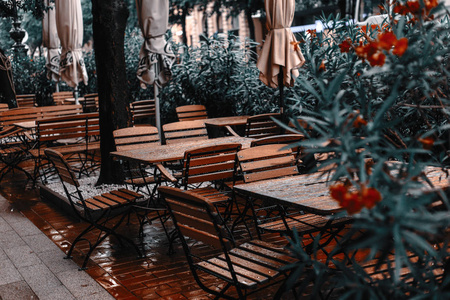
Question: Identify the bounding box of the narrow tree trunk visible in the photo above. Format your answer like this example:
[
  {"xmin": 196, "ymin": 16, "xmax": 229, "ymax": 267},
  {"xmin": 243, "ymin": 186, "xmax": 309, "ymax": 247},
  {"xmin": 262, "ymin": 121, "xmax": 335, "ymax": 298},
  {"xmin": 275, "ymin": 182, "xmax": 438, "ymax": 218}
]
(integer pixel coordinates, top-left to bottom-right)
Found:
[
  {"xmin": 91, "ymin": 0, "xmax": 131, "ymax": 184},
  {"xmin": 181, "ymin": 4, "xmax": 188, "ymax": 45},
  {"xmin": 245, "ymin": 8, "xmax": 257, "ymax": 61}
]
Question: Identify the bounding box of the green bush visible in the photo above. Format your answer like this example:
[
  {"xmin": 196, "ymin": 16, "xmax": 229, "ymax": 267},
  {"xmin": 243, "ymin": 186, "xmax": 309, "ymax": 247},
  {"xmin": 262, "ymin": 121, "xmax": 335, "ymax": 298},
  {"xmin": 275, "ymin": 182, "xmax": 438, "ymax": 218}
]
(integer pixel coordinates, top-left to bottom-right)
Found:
[
  {"xmin": 159, "ymin": 34, "xmax": 279, "ymax": 124},
  {"xmin": 282, "ymin": 2, "xmax": 450, "ymax": 298}
]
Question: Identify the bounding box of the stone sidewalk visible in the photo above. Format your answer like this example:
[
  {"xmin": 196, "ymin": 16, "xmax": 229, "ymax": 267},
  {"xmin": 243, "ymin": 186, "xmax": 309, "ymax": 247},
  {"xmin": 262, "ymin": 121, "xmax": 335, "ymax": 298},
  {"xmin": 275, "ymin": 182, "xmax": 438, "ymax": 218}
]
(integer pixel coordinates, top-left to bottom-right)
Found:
[{"xmin": 0, "ymin": 194, "xmax": 113, "ymax": 300}]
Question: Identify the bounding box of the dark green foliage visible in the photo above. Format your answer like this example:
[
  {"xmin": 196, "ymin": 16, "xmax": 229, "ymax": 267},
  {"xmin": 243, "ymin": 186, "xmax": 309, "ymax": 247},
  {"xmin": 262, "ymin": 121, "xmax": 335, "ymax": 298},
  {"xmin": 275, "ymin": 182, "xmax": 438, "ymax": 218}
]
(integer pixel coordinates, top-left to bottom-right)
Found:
[
  {"xmin": 281, "ymin": 4, "xmax": 450, "ymax": 298},
  {"xmin": 159, "ymin": 34, "xmax": 278, "ymax": 123}
]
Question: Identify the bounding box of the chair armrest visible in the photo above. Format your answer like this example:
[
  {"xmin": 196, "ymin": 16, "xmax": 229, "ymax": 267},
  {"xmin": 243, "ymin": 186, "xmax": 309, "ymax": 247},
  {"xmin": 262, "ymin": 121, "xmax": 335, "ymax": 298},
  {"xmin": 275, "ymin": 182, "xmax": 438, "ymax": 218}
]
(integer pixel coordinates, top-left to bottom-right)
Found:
[
  {"xmin": 224, "ymin": 125, "xmax": 240, "ymax": 137},
  {"xmin": 155, "ymin": 163, "xmax": 178, "ymax": 183}
]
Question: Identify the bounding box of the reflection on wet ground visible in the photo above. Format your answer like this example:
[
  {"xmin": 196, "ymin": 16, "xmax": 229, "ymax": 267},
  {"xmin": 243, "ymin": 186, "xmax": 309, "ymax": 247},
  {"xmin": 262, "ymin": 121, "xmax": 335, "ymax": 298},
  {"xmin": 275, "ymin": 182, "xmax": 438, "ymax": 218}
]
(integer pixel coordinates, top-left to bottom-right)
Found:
[{"xmin": 1, "ymin": 170, "xmax": 298, "ymax": 299}]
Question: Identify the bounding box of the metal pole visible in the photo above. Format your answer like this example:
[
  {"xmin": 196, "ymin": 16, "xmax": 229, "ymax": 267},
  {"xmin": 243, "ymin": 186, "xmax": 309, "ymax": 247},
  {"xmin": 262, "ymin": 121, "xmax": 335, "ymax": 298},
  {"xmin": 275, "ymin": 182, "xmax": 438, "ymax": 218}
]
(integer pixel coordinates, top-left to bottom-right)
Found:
[{"xmin": 154, "ymin": 83, "xmax": 162, "ymax": 142}]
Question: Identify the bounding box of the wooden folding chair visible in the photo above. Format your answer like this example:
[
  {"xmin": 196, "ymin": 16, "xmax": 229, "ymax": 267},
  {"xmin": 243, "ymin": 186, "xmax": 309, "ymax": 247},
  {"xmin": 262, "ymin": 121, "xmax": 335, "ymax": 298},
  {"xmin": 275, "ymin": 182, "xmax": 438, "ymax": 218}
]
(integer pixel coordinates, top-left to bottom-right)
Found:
[
  {"xmin": 113, "ymin": 126, "xmax": 177, "ymax": 237},
  {"xmin": 162, "ymin": 119, "xmax": 209, "ymax": 144},
  {"xmin": 236, "ymin": 144, "xmax": 349, "ymax": 240},
  {"xmin": 130, "ymin": 99, "xmax": 156, "ymax": 125},
  {"xmin": 159, "ymin": 186, "xmax": 298, "ymax": 300},
  {"xmin": 45, "ymin": 149, "xmax": 143, "ymax": 270},
  {"xmin": 245, "ymin": 113, "xmax": 283, "ymax": 139},
  {"xmin": 176, "ymin": 104, "xmax": 208, "ymax": 121},
  {"xmin": 52, "ymin": 91, "xmax": 73, "ymax": 105},
  {"xmin": 82, "ymin": 93, "xmax": 98, "ymax": 113},
  {"xmin": 16, "ymin": 94, "xmax": 36, "ymax": 107}
]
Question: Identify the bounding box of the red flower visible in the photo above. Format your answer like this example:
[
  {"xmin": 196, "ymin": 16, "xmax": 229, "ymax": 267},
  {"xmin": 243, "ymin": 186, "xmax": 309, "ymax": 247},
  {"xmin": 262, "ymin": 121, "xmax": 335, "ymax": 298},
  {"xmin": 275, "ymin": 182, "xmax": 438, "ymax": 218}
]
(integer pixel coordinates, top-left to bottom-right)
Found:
[
  {"xmin": 343, "ymin": 191, "xmax": 363, "ymax": 214},
  {"xmin": 339, "ymin": 39, "xmax": 352, "ymax": 53},
  {"xmin": 361, "ymin": 186, "xmax": 382, "ymax": 209},
  {"xmin": 406, "ymin": 1, "xmax": 421, "ymax": 14},
  {"xmin": 353, "ymin": 115, "xmax": 368, "ymax": 128},
  {"xmin": 378, "ymin": 31, "xmax": 397, "ymax": 50},
  {"xmin": 393, "ymin": 37, "xmax": 408, "ymax": 56},
  {"xmin": 330, "ymin": 183, "xmax": 348, "ymax": 202},
  {"xmin": 318, "ymin": 60, "xmax": 326, "ymax": 72},
  {"xmin": 418, "ymin": 136, "xmax": 435, "ymax": 150},
  {"xmin": 291, "ymin": 41, "xmax": 301, "ymax": 51},
  {"xmin": 367, "ymin": 51, "xmax": 386, "ymax": 67},
  {"xmin": 425, "ymin": 0, "xmax": 439, "ymax": 11}
]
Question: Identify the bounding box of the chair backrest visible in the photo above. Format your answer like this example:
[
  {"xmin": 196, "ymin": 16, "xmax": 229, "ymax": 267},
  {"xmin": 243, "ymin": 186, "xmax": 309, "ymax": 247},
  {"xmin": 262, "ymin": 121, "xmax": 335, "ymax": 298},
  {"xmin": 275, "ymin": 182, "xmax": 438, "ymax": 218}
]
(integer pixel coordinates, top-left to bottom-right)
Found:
[
  {"xmin": 16, "ymin": 94, "xmax": 36, "ymax": 107},
  {"xmin": 130, "ymin": 99, "xmax": 156, "ymax": 125},
  {"xmin": 250, "ymin": 134, "xmax": 304, "ymax": 161},
  {"xmin": 163, "ymin": 120, "xmax": 208, "ymax": 144},
  {"xmin": 245, "ymin": 113, "xmax": 283, "ymax": 139},
  {"xmin": 40, "ymin": 104, "xmax": 83, "ymax": 119},
  {"xmin": 52, "ymin": 91, "xmax": 74, "ymax": 105},
  {"xmin": 0, "ymin": 103, "xmax": 9, "ymax": 113},
  {"xmin": 113, "ymin": 126, "xmax": 160, "ymax": 151},
  {"xmin": 0, "ymin": 107, "xmax": 42, "ymax": 127},
  {"xmin": 182, "ymin": 143, "xmax": 241, "ymax": 188},
  {"xmin": 237, "ymin": 144, "xmax": 299, "ymax": 183},
  {"xmin": 159, "ymin": 186, "xmax": 232, "ymax": 251},
  {"xmin": 82, "ymin": 93, "xmax": 99, "ymax": 113},
  {"xmin": 176, "ymin": 104, "xmax": 208, "ymax": 121},
  {"xmin": 44, "ymin": 148, "xmax": 80, "ymax": 187}
]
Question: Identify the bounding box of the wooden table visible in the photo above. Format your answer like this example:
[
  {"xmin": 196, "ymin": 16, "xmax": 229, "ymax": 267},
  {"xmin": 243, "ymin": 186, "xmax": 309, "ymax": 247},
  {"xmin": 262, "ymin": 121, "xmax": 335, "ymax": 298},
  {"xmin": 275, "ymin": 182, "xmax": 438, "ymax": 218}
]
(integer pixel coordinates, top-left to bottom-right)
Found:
[
  {"xmin": 204, "ymin": 116, "xmax": 249, "ymax": 138},
  {"xmin": 13, "ymin": 121, "xmax": 36, "ymax": 130},
  {"xmin": 63, "ymin": 97, "xmax": 85, "ymax": 105},
  {"xmin": 234, "ymin": 173, "xmax": 341, "ymax": 215},
  {"xmin": 111, "ymin": 136, "xmax": 254, "ymax": 164}
]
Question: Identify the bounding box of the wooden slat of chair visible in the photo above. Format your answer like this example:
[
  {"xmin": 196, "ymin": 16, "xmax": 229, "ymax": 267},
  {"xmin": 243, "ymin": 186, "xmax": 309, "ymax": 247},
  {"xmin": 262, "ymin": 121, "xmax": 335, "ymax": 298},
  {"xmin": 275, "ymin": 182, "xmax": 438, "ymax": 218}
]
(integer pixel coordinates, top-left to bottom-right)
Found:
[
  {"xmin": 113, "ymin": 126, "xmax": 160, "ymax": 151},
  {"xmin": 245, "ymin": 113, "xmax": 283, "ymax": 139},
  {"xmin": 176, "ymin": 104, "xmax": 208, "ymax": 121},
  {"xmin": 82, "ymin": 93, "xmax": 99, "ymax": 113},
  {"xmin": 159, "ymin": 186, "xmax": 297, "ymax": 298},
  {"xmin": 52, "ymin": 91, "xmax": 73, "ymax": 105},
  {"xmin": 163, "ymin": 120, "xmax": 208, "ymax": 144},
  {"xmin": 16, "ymin": 94, "xmax": 36, "ymax": 107},
  {"xmin": 0, "ymin": 103, "xmax": 8, "ymax": 113}
]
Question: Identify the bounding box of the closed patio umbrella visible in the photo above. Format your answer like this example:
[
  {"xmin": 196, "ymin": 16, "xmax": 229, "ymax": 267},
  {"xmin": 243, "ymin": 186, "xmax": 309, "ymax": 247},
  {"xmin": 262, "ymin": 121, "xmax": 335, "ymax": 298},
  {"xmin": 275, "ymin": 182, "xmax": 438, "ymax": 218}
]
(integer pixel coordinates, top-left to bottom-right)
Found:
[
  {"xmin": 256, "ymin": 0, "xmax": 305, "ymax": 115},
  {"xmin": 55, "ymin": 0, "xmax": 88, "ymax": 103},
  {"xmin": 136, "ymin": 0, "xmax": 175, "ymax": 139},
  {"xmin": 42, "ymin": 0, "xmax": 60, "ymax": 82}
]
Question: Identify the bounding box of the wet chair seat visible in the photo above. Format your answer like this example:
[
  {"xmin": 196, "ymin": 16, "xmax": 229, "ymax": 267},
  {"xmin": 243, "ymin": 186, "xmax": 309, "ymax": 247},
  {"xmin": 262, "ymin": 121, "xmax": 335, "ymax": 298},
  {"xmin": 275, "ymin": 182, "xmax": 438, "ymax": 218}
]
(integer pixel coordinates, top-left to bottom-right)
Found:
[{"xmin": 44, "ymin": 148, "xmax": 143, "ymax": 270}]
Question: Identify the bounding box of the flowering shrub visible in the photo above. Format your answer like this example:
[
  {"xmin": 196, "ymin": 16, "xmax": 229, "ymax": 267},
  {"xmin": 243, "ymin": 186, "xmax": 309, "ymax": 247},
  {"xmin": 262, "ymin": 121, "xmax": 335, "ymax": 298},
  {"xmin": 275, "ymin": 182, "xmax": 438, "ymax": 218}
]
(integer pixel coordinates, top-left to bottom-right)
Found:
[{"xmin": 283, "ymin": 1, "xmax": 450, "ymax": 298}]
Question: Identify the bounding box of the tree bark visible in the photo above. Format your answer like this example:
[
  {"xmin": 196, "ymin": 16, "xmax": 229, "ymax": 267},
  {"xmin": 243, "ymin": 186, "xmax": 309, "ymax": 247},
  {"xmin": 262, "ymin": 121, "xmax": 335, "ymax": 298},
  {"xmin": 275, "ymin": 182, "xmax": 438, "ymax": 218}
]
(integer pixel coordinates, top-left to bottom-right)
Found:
[{"xmin": 91, "ymin": 0, "xmax": 131, "ymax": 185}]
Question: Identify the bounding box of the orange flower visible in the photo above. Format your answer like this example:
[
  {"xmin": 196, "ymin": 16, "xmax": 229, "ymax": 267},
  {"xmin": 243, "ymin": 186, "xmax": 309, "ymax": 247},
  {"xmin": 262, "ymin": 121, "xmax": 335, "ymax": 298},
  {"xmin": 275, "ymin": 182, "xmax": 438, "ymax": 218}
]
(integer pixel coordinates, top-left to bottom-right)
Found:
[
  {"xmin": 318, "ymin": 60, "xmax": 326, "ymax": 72},
  {"xmin": 378, "ymin": 31, "xmax": 397, "ymax": 50},
  {"xmin": 418, "ymin": 136, "xmax": 435, "ymax": 150},
  {"xmin": 330, "ymin": 182, "xmax": 348, "ymax": 202},
  {"xmin": 339, "ymin": 39, "xmax": 352, "ymax": 53},
  {"xmin": 307, "ymin": 29, "xmax": 317, "ymax": 38},
  {"xmin": 393, "ymin": 37, "xmax": 408, "ymax": 56},
  {"xmin": 361, "ymin": 186, "xmax": 382, "ymax": 209},
  {"xmin": 291, "ymin": 41, "xmax": 301, "ymax": 51},
  {"xmin": 425, "ymin": 0, "xmax": 439, "ymax": 10},
  {"xmin": 367, "ymin": 51, "xmax": 386, "ymax": 67},
  {"xmin": 353, "ymin": 115, "xmax": 368, "ymax": 128},
  {"xmin": 343, "ymin": 191, "xmax": 364, "ymax": 214},
  {"xmin": 406, "ymin": 1, "xmax": 421, "ymax": 14}
]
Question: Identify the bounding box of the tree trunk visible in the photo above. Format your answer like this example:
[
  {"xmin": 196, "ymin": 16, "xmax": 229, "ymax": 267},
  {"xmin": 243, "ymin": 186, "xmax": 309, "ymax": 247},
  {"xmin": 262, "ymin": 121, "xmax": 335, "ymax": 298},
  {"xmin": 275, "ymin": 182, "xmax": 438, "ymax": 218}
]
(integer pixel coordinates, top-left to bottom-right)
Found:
[
  {"xmin": 245, "ymin": 8, "xmax": 257, "ymax": 61},
  {"xmin": 91, "ymin": 0, "xmax": 131, "ymax": 185},
  {"xmin": 181, "ymin": 4, "xmax": 188, "ymax": 45},
  {"xmin": 0, "ymin": 48, "xmax": 16, "ymax": 108}
]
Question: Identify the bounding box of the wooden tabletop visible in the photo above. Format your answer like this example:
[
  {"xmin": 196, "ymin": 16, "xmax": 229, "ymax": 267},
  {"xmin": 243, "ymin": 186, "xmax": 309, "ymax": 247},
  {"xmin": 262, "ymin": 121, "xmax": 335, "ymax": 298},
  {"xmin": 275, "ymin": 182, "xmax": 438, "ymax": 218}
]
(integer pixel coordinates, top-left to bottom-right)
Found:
[
  {"xmin": 204, "ymin": 116, "xmax": 249, "ymax": 127},
  {"xmin": 234, "ymin": 173, "xmax": 340, "ymax": 215},
  {"xmin": 13, "ymin": 121, "xmax": 36, "ymax": 130},
  {"xmin": 111, "ymin": 136, "xmax": 254, "ymax": 164},
  {"xmin": 234, "ymin": 166, "xmax": 449, "ymax": 216}
]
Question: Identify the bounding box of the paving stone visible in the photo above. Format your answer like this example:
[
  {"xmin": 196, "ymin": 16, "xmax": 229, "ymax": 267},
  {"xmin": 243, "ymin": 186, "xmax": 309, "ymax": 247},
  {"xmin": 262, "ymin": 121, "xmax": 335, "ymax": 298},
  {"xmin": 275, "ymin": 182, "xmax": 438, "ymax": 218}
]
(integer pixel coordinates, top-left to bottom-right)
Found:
[
  {"xmin": 0, "ymin": 247, "xmax": 7, "ymax": 262},
  {"xmin": 0, "ymin": 259, "xmax": 23, "ymax": 286},
  {"xmin": 37, "ymin": 248, "xmax": 79, "ymax": 275},
  {"xmin": 18, "ymin": 263, "xmax": 64, "ymax": 297},
  {"xmin": 5, "ymin": 245, "xmax": 41, "ymax": 268},
  {"xmin": 0, "ymin": 280, "xmax": 38, "ymax": 300},
  {"xmin": 8, "ymin": 217, "xmax": 42, "ymax": 237},
  {"xmin": 34, "ymin": 285, "xmax": 75, "ymax": 300},
  {"xmin": 23, "ymin": 233, "xmax": 59, "ymax": 254},
  {"xmin": 0, "ymin": 216, "xmax": 13, "ymax": 233},
  {"xmin": 58, "ymin": 269, "xmax": 114, "ymax": 299},
  {"xmin": 0, "ymin": 230, "xmax": 26, "ymax": 250}
]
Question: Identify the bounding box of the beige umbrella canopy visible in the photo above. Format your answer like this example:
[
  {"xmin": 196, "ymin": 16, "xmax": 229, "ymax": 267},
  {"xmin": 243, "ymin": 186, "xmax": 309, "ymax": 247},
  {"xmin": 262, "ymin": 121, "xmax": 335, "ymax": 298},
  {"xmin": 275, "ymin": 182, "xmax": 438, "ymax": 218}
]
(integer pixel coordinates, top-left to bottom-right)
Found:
[
  {"xmin": 257, "ymin": 0, "xmax": 305, "ymax": 116},
  {"xmin": 55, "ymin": 0, "xmax": 88, "ymax": 89},
  {"xmin": 136, "ymin": 0, "xmax": 175, "ymax": 137},
  {"xmin": 42, "ymin": 0, "xmax": 60, "ymax": 82}
]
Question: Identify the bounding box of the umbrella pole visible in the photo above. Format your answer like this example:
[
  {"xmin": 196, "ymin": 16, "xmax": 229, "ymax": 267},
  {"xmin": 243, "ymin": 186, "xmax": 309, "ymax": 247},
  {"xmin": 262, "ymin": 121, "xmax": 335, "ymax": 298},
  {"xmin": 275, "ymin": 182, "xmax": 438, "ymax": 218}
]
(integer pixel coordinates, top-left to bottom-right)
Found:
[
  {"xmin": 278, "ymin": 67, "xmax": 285, "ymax": 124},
  {"xmin": 154, "ymin": 83, "xmax": 162, "ymax": 143},
  {"xmin": 74, "ymin": 85, "xmax": 79, "ymax": 105}
]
